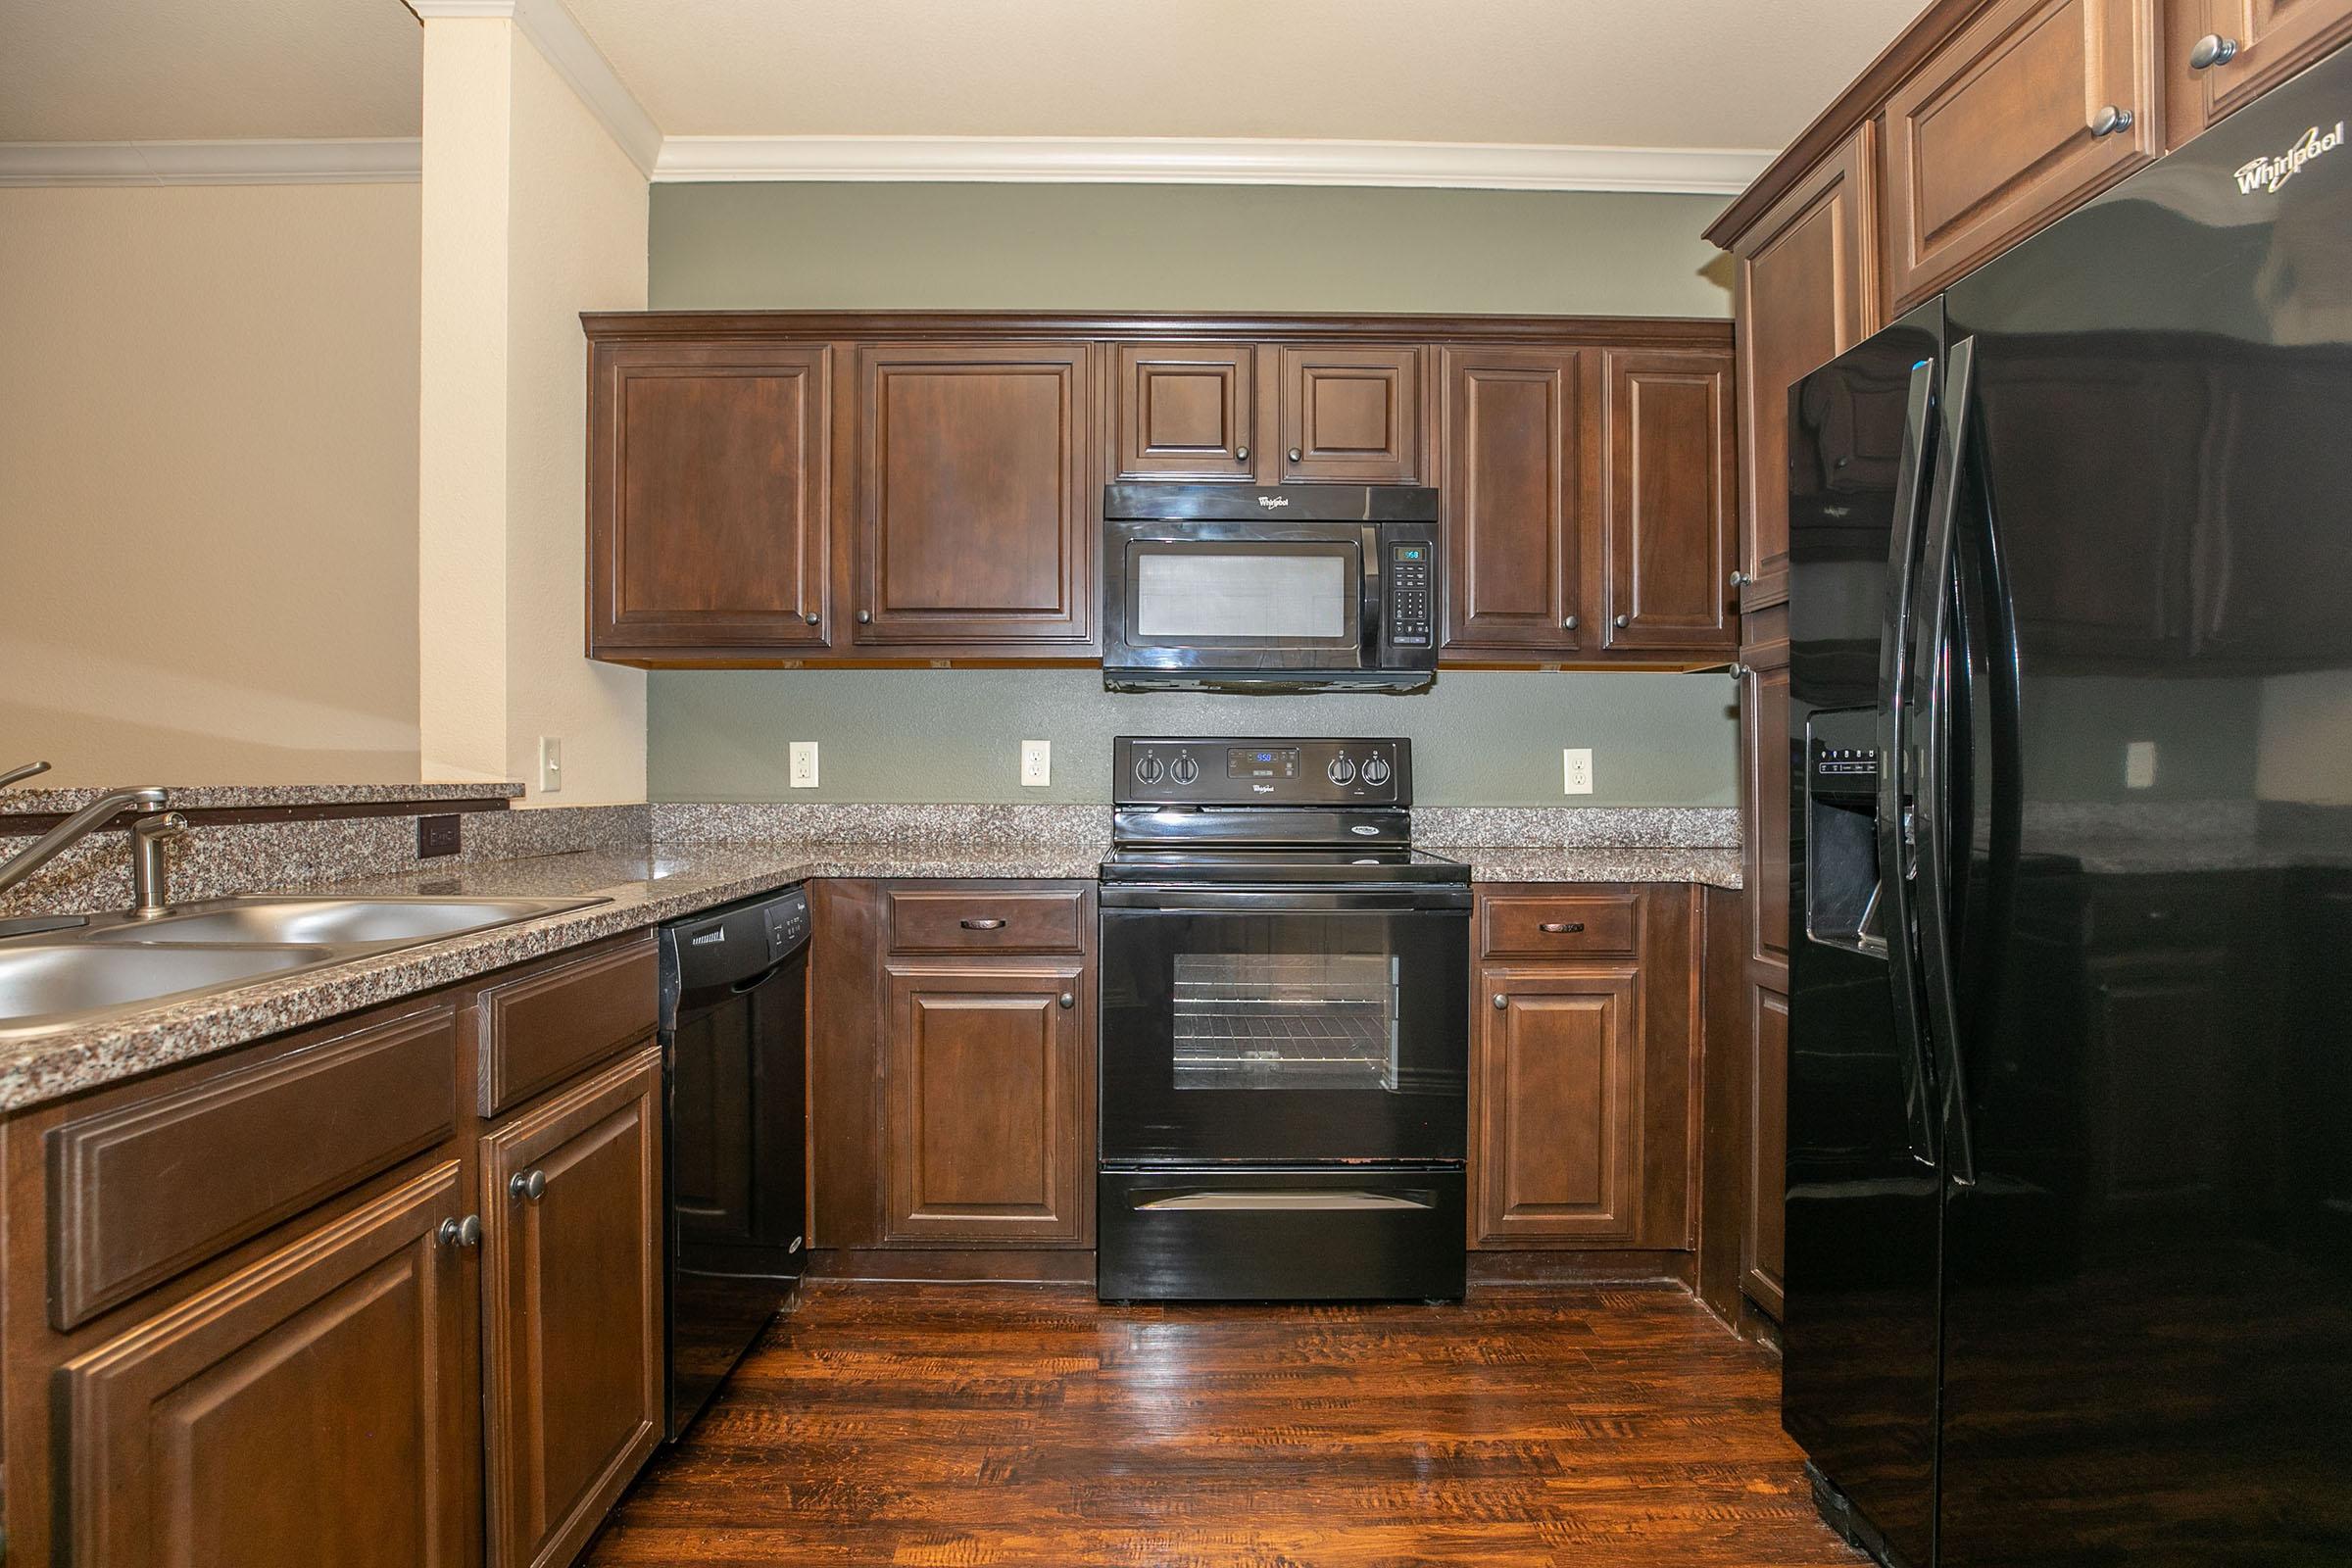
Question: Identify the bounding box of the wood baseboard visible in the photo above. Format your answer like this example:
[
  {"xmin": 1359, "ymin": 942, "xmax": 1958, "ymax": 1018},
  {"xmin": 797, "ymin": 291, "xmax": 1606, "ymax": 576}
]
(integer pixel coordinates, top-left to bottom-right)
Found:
[
  {"xmin": 805, "ymin": 1247, "xmax": 1097, "ymax": 1284},
  {"xmin": 1467, "ymin": 1248, "xmax": 1694, "ymax": 1287}
]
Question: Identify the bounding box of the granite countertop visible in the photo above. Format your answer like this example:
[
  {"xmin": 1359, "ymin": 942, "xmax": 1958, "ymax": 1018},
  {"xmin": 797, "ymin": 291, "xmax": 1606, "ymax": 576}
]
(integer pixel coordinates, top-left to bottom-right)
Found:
[
  {"xmin": 0, "ymin": 838, "xmax": 1107, "ymax": 1114},
  {"xmin": 1433, "ymin": 844, "xmax": 1744, "ymax": 889}
]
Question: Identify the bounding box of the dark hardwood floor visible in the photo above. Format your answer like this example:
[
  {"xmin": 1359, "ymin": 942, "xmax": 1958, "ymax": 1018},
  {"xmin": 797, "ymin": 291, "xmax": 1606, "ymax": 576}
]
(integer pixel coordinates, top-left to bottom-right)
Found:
[{"xmin": 585, "ymin": 1281, "xmax": 1863, "ymax": 1567}]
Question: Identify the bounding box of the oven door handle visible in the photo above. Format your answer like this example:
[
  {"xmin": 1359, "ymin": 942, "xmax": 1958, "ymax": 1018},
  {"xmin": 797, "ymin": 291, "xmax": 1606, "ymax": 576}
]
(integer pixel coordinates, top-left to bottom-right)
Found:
[
  {"xmin": 1130, "ymin": 1189, "xmax": 1440, "ymax": 1212},
  {"xmin": 1102, "ymin": 887, "xmax": 1473, "ymax": 912}
]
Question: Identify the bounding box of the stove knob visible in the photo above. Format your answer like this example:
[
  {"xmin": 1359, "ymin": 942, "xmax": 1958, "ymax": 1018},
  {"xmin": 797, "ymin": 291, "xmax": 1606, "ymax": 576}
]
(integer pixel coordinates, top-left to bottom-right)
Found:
[
  {"xmin": 1327, "ymin": 756, "xmax": 1357, "ymax": 786},
  {"xmin": 1361, "ymin": 755, "xmax": 1392, "ymax": 786},
  {"xmin": 1170, "ymin": 754, "xmax": 1200, "ymax": 785},
  {"xmin": 1134, "ymin": 754, "xmax": 1165, "ymax": 785}
]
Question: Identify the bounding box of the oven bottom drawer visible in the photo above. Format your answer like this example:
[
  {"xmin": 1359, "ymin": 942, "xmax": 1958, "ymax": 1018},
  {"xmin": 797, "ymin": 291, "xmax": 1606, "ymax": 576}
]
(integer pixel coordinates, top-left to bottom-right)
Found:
[{"xmin": 1098, "ymin": 1167, "xmax": 1465, "ymax": 1302}]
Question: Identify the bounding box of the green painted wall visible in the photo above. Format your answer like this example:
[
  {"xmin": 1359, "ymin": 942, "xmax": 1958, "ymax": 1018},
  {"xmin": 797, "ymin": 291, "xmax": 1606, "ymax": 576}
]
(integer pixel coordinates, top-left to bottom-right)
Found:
[{"xmin": 643, "ymin": 182, "xmax": 1738, "ymax": 805}]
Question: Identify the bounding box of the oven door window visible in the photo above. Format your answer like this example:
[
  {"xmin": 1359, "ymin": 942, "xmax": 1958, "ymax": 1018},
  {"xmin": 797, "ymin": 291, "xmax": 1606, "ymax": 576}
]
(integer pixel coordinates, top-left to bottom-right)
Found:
[
  {"xmin": 1101, "ymin": 905, "xmax": 1468, "ymax": 1165},
  {"xmin": 1127, "ymin": 542, "xmax": 1359, "ymax": 647}
]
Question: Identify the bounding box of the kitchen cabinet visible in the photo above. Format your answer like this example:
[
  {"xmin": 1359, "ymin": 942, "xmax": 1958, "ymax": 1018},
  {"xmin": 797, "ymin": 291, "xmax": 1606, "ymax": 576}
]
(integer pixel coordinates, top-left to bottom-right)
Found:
[
  {"xmin": 2167, "ymin": 0, "xmax": 2352, "ymax": 145},
  {"xmin": 1277, "ymin": 344, "xmax": 1425, "ymax": 482},
  {"xmin": 882, "ymin": 960, "xmax": 1091, "ymax": 1246},
  {"xmin": 1738, "ymin": 614, "xmax": 1792, "ymax": 1320},
  {"xmin": 587, "ymin": 342, "xmax": 833, "ymax": 658},
  {"xmin": 1744, "ymin": 987, "xmax": 1790, "ymax": 1315},
  {"xmin": 480, "ymin": 1047, "xmax": 664, "ymax": 1568},
  {"xmin": 52, "ymin": 1161, "xmax": 479, "ymax": 1568},
  {"xmin": 854, "ymin": 342, "xmax": 1095, "ymax": 649},
  {"xmin": 1108, "ymin": 340, "xmax": 1258, "ymax": 481},
  {"xmin": 1880, "ymin": 0, "xmax": 2162, "ymax": 312},
  {"xmin": 1600, "ymin": 349, "xmax": 1738, "ymax": 655},
  {"xmin": 1438, "ymin": 346, "xmax": 1594, "ymax": 655},
  {"xmin": 1731, "ymin": 128, "xmax": 1878, "ymax": 612},
  {"xmin": 1467, "ymin": 886, "xmax": 1695, "ymax": 1256}
]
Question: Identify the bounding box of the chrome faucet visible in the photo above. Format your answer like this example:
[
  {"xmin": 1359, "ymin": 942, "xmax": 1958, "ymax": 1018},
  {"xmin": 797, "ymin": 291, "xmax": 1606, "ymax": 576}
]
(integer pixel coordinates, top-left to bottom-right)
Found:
[{"xmin": 0, "ymin": 772, "xmax": 172, "ymax": 904}]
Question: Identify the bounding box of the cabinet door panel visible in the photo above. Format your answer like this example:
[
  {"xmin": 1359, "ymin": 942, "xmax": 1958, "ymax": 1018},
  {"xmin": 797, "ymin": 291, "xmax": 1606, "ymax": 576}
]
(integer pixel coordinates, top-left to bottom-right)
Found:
[
  {"xmin": 1111, "ymin": 342, "xmax": 1256, "ymax": 481},
  {"xmin": 1734, "ymin": 128, "xmax": 1876, "ymax": 612},
  {"xmin": 1440, "ymin": 347, "xmax": 1591, "ymax": 656},
  {"xmin": 1741, "ymin": 635, "xmax": 1794, "ymax": 978},
  {"xmin": 856, "ymin": 343, "xmax": 1093, "ymax": 646},
  {"xmin": 1473, "ymin": 966, "xmax": 1643, "ymax": 1246},
  {"xmin": 1745, "ymin": 986, "xmax": 1790, "ymax": 1316},
  {"xmin": 1883, "ymin": 0, "xmax": 2161, "ymax": 310},
  {"xmin": 482, "ymin": 1048, "xmax": 663, "ymax": 1568},
  {"xmin": 884, "ymin": 962, "xmax": 1088, "ymax": 1245},
  {"xmin": 2169, "ymin": 0, "xmax": 2352, "ymax": 145},
  {"xmin": 590, "ymin": 343, "xmax": 831, "ymax": 652},
  {"xmin": 57, "ymin": 1162, "xmax": 477, "ymax": 1568},
  {"xmin": 1279, "ymin": 346, "xmax": 1423, "ymax": 482},
  {"xmin": 1603, "ymin": 350, "xmax": 1737, "ymax": 654}
]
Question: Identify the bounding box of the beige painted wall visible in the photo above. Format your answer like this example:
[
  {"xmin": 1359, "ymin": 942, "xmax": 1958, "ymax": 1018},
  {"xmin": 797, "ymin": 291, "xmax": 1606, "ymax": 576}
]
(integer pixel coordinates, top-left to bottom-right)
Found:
[
  {"xmin": 418, "ymin": 16, "xmax": 649, "ymax": 805},
  {"xmin": 0, "ymin": 184, "xmax": 422, "ymax": 788}
]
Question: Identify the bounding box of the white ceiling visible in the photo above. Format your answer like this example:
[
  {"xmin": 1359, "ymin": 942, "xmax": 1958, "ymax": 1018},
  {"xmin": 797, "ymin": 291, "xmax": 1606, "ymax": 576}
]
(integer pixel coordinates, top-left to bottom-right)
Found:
[{"xmin": 2, "ymin": 0, "xmax": 1929, "ymax": 159}]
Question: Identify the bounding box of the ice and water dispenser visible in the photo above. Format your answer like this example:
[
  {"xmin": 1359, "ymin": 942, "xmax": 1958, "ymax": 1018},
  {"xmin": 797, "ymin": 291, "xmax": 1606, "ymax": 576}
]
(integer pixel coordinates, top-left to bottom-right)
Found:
[{"xmin": 1804, "ymin": 706, "xmax": 1889, "ymax": 958}]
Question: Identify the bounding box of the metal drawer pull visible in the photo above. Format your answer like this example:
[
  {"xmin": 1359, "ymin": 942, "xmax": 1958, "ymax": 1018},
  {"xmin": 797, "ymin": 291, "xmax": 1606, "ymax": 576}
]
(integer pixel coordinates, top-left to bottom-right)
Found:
[
  {"xmin": 1538, "ymin": 921, "xmax": 1586, "ymax": 934},
  {"xmin": 1133, "ymin": 1190, "xmax": 1434, "ymax": 1212},
  {"xmin": 510, "ymin": 1169, "xmax": 547, "ymax": 1202},
  {"xmin": 437, "ymin": 1214, "xmax": 482, "ymax": 1249},
  {"xmin": 959, "ymin": 917, "xmax": 1005, "ymax": 929}
]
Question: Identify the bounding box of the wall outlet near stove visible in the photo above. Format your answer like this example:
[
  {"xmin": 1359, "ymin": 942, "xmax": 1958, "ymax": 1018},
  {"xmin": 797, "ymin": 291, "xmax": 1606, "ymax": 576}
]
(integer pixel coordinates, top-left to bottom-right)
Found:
[
  {"xmin": 1020, "ymin": 739, "xmax": 1052, "ymax": 787},
  {"xmin": 417, "ymin": 813, "xmax": 462, "ymax": 859},
  {"xmin": 2125, "ymin": 740, "xmax": 2157, "ymax": 790},
  {"xmin": 789, "ymin": 740, "xmax": 819, "ymax": 789},
  {"xmin": 1562, "ymin": 747, "xmax": 1594, "ymax": 796}
]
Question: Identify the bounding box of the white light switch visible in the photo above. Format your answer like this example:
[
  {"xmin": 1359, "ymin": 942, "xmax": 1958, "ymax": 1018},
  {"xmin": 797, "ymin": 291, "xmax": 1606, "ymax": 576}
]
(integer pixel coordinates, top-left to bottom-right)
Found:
[
  {"xmin": 1020, "ymin": 740, "xmax": 1052, "ymax": 787},
  {"xmin": 538, "ymin": 736, "xmax": 563, "ymax": 794},
  {"xmin": 2125, "ymin": 740, "xmax": 2157, "ymax": 790},
  {"xmin": 1563, "ymin": 748, "xmax": 1593, "ymax": 796},
  {"xmin": 789, "ymin": 741, "xmax": 819, "ymax": 789}
]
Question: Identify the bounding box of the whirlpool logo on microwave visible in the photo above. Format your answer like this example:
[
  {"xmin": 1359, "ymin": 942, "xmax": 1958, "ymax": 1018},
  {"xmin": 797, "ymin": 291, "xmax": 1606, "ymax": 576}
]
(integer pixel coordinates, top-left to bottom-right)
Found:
[{"xmin": 2234, "ymin": 122, "xmax": 2346, "ymax": 194}]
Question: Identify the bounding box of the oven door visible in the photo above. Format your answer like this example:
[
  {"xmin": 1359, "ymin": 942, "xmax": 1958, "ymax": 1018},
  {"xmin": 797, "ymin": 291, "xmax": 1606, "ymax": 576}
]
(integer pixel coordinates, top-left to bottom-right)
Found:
[{"xmin": 1100, "ymin": 885, "xmax": 1471, "ymax": 1165}]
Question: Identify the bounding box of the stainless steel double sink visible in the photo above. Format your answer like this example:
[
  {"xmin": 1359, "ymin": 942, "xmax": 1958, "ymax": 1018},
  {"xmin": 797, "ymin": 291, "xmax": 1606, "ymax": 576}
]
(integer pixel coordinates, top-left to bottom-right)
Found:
[{"xmin": 0, "ymin": 896, "xmax": 609, "ymax": 1039}]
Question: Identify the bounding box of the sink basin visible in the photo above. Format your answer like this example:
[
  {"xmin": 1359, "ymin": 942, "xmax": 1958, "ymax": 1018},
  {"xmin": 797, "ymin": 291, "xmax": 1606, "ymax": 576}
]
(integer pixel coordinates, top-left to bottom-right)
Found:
[
  {"xmin": 0, "ymin": 943, "xmax": 334, "ymax": 1030},
  {"xmin": 83, "ymin": 897, "xmax": 601, "ymax": 950}
]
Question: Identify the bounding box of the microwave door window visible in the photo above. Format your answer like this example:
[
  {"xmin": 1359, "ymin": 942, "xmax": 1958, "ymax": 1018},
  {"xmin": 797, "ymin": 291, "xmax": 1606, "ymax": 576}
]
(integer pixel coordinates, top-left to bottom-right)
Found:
[{"xmin": 1132, "ymin": 549, "xmax": 1355, "ymax": 644}]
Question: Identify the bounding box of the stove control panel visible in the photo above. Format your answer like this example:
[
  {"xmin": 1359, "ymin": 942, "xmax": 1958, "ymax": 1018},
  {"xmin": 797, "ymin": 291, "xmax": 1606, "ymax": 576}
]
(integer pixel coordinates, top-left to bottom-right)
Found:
[{"xmin": 1115, "ymin": 736, "xmax": 1409, "ymax": 806}]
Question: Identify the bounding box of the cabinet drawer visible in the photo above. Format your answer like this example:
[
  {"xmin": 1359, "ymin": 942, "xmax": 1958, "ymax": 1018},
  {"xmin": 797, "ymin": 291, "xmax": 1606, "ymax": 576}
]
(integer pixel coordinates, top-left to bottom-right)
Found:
[
  {"xmin": 477, "ymin": 936, "xmax": 659, "ymax": 1117},
  {"xmin": 1480, "ymin": 894, "xmax": 1641, "ymax": 958},
  {"xmin": 887, "ymin": 888, "xmax": 1087, "ymax": 955},
  {"xmin": 48, "ymin": 1001, "xmax": 460, "ymax": 1331}
]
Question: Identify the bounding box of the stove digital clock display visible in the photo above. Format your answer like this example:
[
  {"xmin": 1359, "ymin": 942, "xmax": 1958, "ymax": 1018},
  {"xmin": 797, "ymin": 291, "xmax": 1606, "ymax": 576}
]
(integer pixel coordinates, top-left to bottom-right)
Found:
[{"xmin": 1226, "ymin": 747, "xmax": 1299, "ymax": 779}]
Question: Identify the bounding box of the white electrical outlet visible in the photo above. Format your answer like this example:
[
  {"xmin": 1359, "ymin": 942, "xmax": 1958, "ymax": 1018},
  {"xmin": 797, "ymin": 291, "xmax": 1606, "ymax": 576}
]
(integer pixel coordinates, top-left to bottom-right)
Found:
[
  {"xmin": 1020, "ymin": 739, "xmax": 1052, "ymax": 787},
  {"xmin": 1563, "ymin": 747, "xmax": 1594, "ymax": 796},
  {"xmin": 789, "ymin": 741, "xmax": 819, "ymax": 789},
  {"xmin": 538, "ymin": 736, "xmax": 563, "ymax": 794},
  {"xmin": 2125, "ymin": 740, "xmax": 2157, "ymax": 790}
]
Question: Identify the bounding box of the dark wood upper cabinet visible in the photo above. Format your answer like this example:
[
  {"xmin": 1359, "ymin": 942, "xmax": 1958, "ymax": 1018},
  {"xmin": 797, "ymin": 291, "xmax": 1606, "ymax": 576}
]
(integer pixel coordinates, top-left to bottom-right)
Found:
[
  {"xmin": 480, "ymin": 1048, "xmax": 664, "ymax": 1568},
  {"xmin": 1601, "ymin": 349, "xmax": 1737, "ymax": 655},
  {"xmin": 54, "ymin": 1161, "xmax": 479, "ymax": 1568},
  {"xmin": 1880, "ymin": 0, "xmax": 2161, "ymax": 312},
  {"xmin": 881, "ymin": 959, "xmax": 1090, "ymax": 1247},
  {"xmin": 1740, "ymin": 624, "xmax": 1793, "ymax": 978},
  {"xmin": 1109, "ymin": 341, "xmax": 1257, "ymax": 481},
  {"xmin": 1278, "ymin": 345, "xmax": 1425, "ymax": 482},
  {"xmin": 2167, "ymin": 0, "xmax": 2352, "ymax": 146},
  {"xmin": 1732, "ymin": 128, "xmax": 1877, "ymax": 613},
  {"xmin": 854, "ymin": 342, "xmax": 1094, "ymax": 648},
  {"xmin": 1439, "ymin": 346, "xmax": 1594, "ymax": 656},
  {"xmin": 588, "ymin": 342, "xmax": 831, "ymax": 656}
]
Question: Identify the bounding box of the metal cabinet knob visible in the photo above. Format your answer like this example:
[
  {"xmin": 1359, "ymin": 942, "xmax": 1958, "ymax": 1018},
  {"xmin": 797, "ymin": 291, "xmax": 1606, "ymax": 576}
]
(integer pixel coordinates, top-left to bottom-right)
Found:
[
  {"xmin": 959, "ymin": 917, "xmax": 1005, "ymax": 930},
  {"xmin": 1613, "ymin": 613, "xmax": 1630, "ymax": 628},
  {"xmin": 1729, "ymin": 662, "xmax": 1750, "ymax": 680},
  {"xmin": 438, "ymin": 1214, "xmax": 483, "ymax": 1249},
  {"xmin": 510, "ymin": 1169, "xmax": 547, "ymax": 1202},
  {"xmin": 1235, "ymin": 446, "xmax": 1250, "ymax": 462},
  {"xmin": 855, "ymin": 610, "xmax": 872, "ymax": 624},
  {"xmin": 1729, "ymin": 570, "xmax": 1747, "ymax": 588},
  {"xmin": 1561, "ymin": 614, "xmax": 1580, "ymax": 630},
  {"xmin": 2188, "ymin": 33, "xmax": 2239, "ymax": 70},
  {"xmin": 803, "ymin": 612, "xmax": 819, "ymax": 625},
  {"xmin": 2090, "ymin": 105, "xmax": 2134, "ymax": 137},
  {"xmin": 1289, "ymin": 447, "xmax": 1303, "ymax": 463},
  {"xmin": 1492, "ymin": 993, "xmax": 1508, "ymax": 1010},
  {"xmin": 1058, "ymin": 992, "xmax": 1075, "ymax": 1008}
]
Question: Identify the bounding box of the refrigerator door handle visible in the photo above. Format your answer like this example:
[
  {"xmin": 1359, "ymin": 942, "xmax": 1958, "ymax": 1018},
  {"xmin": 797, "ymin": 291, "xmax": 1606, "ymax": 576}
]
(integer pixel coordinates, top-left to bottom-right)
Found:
[
  {"xmin": 1914, "ymin": 337, "xmax": 1982, "ymax": 1188},
  {"xmin": 1876, "ymin": 355, "xmax": 1942, "ymax": 1170}
]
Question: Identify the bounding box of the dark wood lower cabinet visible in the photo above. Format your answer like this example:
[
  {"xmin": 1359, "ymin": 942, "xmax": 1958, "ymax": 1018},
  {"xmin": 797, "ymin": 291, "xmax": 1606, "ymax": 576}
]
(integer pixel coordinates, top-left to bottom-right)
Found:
[
  {"xmin": 481, "ymin": 1046, "xmax": 664, "ymax": 1568},
  {"xmin": 54, "ymin": 1160, "xmax": 479, "ymax": 1568},
  {"xmin": 1744, "ymin": 987, "xmax": 1789, "ymax": 1318}
]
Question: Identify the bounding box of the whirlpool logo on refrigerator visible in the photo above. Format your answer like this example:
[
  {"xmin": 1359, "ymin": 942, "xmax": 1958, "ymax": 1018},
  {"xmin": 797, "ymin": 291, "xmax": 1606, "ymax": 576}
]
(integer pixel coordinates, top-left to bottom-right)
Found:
[{"xmin": 2234, "ymin": 122, "xmax": 2347, "ymax": 194}]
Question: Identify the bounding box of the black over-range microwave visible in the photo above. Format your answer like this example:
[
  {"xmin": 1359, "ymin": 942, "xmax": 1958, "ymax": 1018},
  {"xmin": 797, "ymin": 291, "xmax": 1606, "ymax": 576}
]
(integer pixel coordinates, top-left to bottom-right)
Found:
[{"xmin": 1101, "ymin": 484, "xmax": 1441, "ymax": 693}]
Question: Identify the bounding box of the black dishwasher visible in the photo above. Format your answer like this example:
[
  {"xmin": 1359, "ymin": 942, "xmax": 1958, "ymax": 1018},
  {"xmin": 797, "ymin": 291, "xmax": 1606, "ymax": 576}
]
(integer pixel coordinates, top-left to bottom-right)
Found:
[{"xmin": 658, "ymin": 885, "xmax": 810, "ymax": 1440}]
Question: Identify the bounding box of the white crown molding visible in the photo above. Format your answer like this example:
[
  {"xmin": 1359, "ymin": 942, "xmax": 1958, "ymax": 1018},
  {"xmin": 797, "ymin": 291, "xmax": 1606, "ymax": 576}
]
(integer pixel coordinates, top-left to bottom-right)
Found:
[
  {"xmin": 0, "ymin": 139, "xmax": 421, "ymax": 187},
  {"xmin": 652, "ymin": 135, "xmax": 1776, "ymax": 194},
  {"xmin": 408, "ymin": 0, "xmax": 661, "ymax": 177}
]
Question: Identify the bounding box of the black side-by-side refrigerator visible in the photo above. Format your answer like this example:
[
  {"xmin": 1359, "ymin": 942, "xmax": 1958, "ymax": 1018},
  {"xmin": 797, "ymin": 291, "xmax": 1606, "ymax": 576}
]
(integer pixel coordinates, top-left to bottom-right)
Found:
[{"xmin": 1782, "ymin": 38, "xmax": 2352, "ymax": 1568}]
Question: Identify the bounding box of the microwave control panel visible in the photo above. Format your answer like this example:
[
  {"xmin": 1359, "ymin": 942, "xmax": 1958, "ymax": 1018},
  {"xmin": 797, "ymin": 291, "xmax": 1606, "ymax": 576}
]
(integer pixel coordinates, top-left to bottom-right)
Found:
[
  {"xmin": 1115, "ymin": 736, "xmax": 1409, "ymax": 806},
  {"xmin": 1389, "ymin": 544, "xmax": 1433, "ymax": 647}
]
